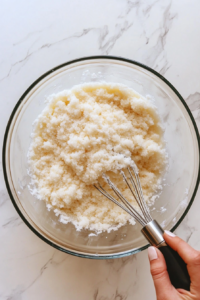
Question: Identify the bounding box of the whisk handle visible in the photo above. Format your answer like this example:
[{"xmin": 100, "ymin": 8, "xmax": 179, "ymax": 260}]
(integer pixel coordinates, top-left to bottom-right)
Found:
[
  {"xmin": 159, "ymin": 244, "xmax": 190, "ymax": 291},
  {"xmin": 142, "ymin": 220, "xmax": 190, "ymax": 290}
]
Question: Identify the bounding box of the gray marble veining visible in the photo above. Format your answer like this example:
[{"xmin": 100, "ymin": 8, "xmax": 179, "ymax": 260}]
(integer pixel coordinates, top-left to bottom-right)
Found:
[{"xmin": 0, "ymin": 0, "xmax": 200, "ymax": 299}]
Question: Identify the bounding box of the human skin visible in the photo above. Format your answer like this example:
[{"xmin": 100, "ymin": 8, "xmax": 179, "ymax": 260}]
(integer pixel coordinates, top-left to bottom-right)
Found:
[{"xmin": 148, "ymin": 231, "xmax": 200, "ymax": 300}]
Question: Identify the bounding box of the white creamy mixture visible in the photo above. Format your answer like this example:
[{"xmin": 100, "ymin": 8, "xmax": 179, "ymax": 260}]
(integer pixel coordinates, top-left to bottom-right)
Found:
[{"xmin": 28, "ymin": 83, "xmax": 167, "ymax": 232}]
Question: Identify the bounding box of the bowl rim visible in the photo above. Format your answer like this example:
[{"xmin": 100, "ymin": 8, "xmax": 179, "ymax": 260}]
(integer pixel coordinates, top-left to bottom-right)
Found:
[{"xmin": 2, "ymin": 55, "xmax": 200, "ymax": 259}]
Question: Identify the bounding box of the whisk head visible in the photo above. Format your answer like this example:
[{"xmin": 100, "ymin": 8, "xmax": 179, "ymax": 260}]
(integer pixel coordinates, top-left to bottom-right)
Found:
[{"xmin": 94, "ymin": 164, "xmax": 152, "ymax": 227}]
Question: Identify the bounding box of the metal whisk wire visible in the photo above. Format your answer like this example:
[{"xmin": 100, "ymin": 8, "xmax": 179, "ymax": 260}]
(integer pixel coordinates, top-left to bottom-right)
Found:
[
  {"xmin": 94, "ymin": 163, "xmax": 191, "ymax": 291},
  {"xmin": 94, "ymin": 165, "xmax": 152, "ymax": 227}
]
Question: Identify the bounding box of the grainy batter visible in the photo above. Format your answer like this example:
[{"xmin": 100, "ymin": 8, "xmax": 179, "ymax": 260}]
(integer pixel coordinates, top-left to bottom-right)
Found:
[{"xmin": 28, "ymin": 83, "xmax": 167, "ymax": 232}]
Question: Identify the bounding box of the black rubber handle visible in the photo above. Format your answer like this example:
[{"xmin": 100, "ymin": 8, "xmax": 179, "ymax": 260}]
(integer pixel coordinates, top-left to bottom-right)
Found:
[{"xmin": 159, "ymin": 244, "xmax": 190, "ymax": 291}]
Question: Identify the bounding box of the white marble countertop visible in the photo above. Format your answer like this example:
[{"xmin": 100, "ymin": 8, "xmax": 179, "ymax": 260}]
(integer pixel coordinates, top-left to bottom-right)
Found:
[{"xmin": 1, "ymin": 0, "xmax": 200, "ymax": 299}]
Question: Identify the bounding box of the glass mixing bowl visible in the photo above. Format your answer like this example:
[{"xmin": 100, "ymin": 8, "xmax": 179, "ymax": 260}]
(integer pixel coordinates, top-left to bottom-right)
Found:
[{"xmin": 3, "ymin": 56, "xmax": 200, "ymax": 258}]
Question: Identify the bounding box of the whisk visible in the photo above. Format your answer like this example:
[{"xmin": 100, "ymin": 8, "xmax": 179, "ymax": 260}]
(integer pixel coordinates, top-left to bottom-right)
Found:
[{"xmin": 94, "ymin": 162, "xmax": 190, "ymax": 291}]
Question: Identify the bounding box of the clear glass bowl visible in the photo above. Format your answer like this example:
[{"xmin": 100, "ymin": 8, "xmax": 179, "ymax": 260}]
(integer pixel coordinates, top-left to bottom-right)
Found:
[{"xmin": 3, "ymin": 56, "xmax": 200, "ymax": 259}]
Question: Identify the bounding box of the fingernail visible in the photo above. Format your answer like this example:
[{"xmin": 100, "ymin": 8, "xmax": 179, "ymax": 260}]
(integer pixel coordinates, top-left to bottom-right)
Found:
[
  {"xmin": 148, "ymin": 246, "xmax": 158, "ymax": 261},
  {"xmin": 165, "ymin": 230, "xmax": 176, "ymax": 237}
]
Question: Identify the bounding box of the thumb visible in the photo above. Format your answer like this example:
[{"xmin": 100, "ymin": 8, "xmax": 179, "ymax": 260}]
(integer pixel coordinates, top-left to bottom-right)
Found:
[
  {"xmin": 164, "ymin": 231, "xmax": 200, "ymax": 291},
  {"xmin": 148, "ymin": 246, "xmax": 176, "ymax": 299}
]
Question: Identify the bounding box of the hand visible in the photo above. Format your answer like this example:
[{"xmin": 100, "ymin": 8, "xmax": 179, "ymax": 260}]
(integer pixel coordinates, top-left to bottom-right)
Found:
[{"xmin": 148, "ymin": 231, "xmax": 200, "ymax": 300}]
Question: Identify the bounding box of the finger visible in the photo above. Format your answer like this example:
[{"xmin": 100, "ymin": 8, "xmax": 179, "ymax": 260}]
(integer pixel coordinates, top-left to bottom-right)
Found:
[
  {"xmin": 148, "ymin": 246, "xmax": 176, "ymax": 299},
  {"xmin": 164, "ymin": 231, "xmax": 200, "ymax": 290},
  {"xmin": 164, "ymin": 231, "xmax": 198, "ymax": 264}
]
